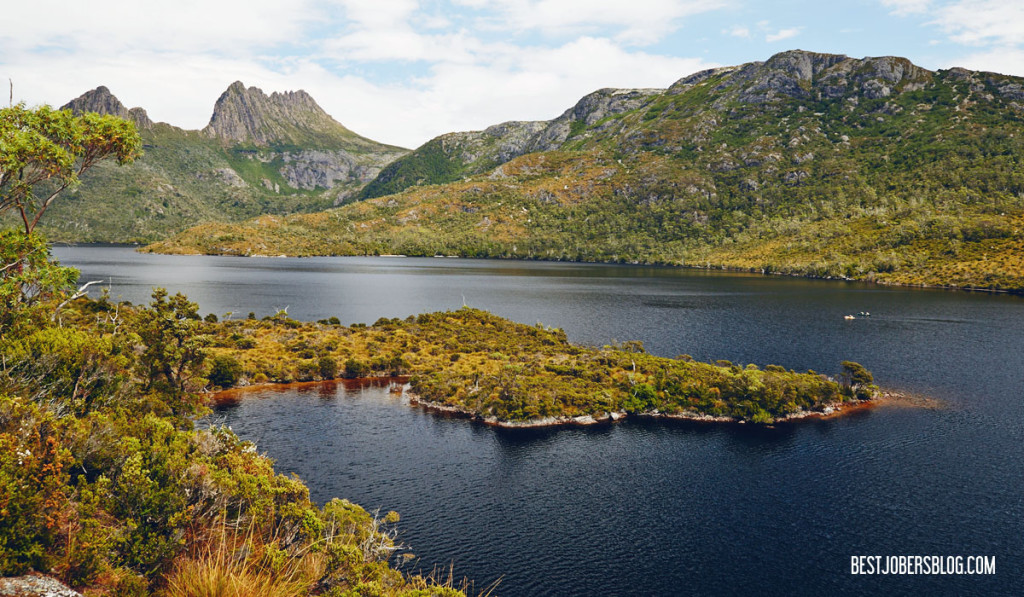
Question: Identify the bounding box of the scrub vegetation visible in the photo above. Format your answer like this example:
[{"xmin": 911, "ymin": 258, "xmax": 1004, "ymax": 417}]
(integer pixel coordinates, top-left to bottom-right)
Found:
[
  {"xmin": 1, "ymin": 105, "xmax": 463, "ymax": 595},
  {"xmin": 196, "ymin": 307, "xmax": 874, "ymax": 425}
]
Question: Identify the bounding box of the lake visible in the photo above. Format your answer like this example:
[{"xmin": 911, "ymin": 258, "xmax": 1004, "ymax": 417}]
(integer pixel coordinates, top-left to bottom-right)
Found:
[{"xmin": 54, "ymin": 246, "xmax": 1022, "ymax": 596}]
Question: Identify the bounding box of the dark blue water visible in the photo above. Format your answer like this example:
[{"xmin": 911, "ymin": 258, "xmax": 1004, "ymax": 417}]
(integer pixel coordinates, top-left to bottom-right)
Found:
[{"xmin": 54, "ymin": 246, "xmax": 1023, "ymax": 596}]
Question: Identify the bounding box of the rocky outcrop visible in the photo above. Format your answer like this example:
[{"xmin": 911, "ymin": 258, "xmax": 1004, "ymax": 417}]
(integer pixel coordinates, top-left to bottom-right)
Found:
[
  {"xmin": 0, "ymin": 574, "xmax": 82, "ymax": 596},
  {"xmin": 527, "ymin": 87, "xmax": 662, "ymax": 151},
  {"xmin": 61, "ymin": 86, "xmax": 153, "ymax": 129},
  {"xmin": 359, "ymin": 87, "xmax": 659, "ymax": 199},
  {"xmin": 203, "ymin": 81, "xmax": 340, "ymax": 147},
  {"xmin": 443, "ymin": 87, "xmax": 661, "ymax": 161},
  {"xmin": 664, "ymin": 50, "xmax": 934, "ymax": 106},
  {"xmin": 436, "ymin": 121, "xmax": 549, "ymax": 166},
  {"xmin": 202, "ymin": 82, "xmax": 408, "ymax": 191},
  {"xmin": 196, "ymin": 167, "xmax": 248, "ymax": 188},
  {"xmin": 281, "ymin": 150, "xmax": 359, "ymax": 190}
]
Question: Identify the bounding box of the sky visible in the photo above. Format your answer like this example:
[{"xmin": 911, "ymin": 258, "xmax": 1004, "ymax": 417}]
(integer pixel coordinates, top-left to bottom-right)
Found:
[{"xmin": 3, "ymin": 0, "xmax": 1024, "ymax": 149}]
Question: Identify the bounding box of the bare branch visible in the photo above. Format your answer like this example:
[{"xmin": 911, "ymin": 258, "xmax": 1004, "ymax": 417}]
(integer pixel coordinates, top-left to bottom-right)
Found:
[{"xmin": 53, "ymin": 280, "xmax": 103, "ymax": 322}]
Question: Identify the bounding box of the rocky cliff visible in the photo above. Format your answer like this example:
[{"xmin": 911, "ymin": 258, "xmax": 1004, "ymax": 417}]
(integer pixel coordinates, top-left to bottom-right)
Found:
[{"xmin": 202, "ymin": 82, "xmax": 407, "ymax": 193}]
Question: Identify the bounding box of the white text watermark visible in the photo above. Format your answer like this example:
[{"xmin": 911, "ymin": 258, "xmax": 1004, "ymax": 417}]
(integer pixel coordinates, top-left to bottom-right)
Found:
[{"xmin": 851, "ymin": 555, "xmax": 995, "ymax": 575}]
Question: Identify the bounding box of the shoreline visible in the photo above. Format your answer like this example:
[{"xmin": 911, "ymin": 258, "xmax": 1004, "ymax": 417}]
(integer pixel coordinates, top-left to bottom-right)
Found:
[
  {"xmin": 129, "ymin": 244, "xmax": 1024, "ymax": 296},
  {"xmin": 211, "ymin": 379, "xmax": 926, "ymax": 428},
  {"xmin": 406, "ymin": 391, "xmax": 898, "ymax": 428},
  {"xmin": 210, "ymin": 376, "xmax": 408, "ymax": 405}
]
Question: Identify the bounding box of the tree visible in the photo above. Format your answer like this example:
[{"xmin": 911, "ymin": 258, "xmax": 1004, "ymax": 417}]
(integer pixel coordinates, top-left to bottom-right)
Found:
[
  {"xmin": 840, "ymin": 361, "xmax": 875, "ymax": 400},
  {"xmin": 840, "ymin": 361, "xmax": 873, "ymax": 387},
  {"xmin": 0, "ymin": 229, "xmax": 77, "ymax": 338},
  {"xmin": 136, "ymin": 288, "xmax": 208, "ymax": 398},
  {"xmin": 0, "ymin": 103, "xmax": 141, "ymax": 234}
]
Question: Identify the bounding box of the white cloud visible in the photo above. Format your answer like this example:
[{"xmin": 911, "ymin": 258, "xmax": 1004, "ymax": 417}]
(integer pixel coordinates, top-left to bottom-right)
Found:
[
  {"xmin": 462, "ymin": 0, "xmax": 726, "ymax": 45},
  {"xmin": 724, "ymin": 26, "xmax": 751, "ymax": 38},
  {"xmin": 0, "ymin": 0, "xmax": 720, "ymax": 148},
  {"xmin": 881, "ymin": 0, "xmax": 931, "ymax": 16},
  {"xmin": 351, "ymin": 37, "xmax": 714, "ymax": 145},
  {"xmin": 929, "ymin": 1, "xmax": 1024, "ymax": 46},
  {"xmin": 0, "ymin": 0, "xmax": 322, "ymax": 56},
  {"xmin": 333, "ymin": 0, "xmax": 420, "ymax": 28},
  {"xmin": 765, "ymin": 27, "xmax": 801, "ymax": 43},
  {"xmin": 880, "ymin": 0, "xmax": 1024, "ymax": 76},
  {"xmin": 942, "ymin": 46, "xmax": 1024, "ymax": 76}
]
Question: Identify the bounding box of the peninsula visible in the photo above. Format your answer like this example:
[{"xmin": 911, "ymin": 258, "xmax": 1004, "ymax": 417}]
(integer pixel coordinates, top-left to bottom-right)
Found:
[{"xmin": 174, "ymin": 301, "xmax": 877, "ymax": 426}]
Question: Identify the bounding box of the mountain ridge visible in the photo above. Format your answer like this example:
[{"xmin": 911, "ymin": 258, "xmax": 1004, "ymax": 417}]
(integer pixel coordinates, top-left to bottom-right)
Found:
[
  {"xmin": 32, "ymin": 82, "xmax": 409, "ymax": 242},
  {"xmin": 63, "ymin": 86, "xmax": 155, "ymax": 130},
  {"xmin": 360, "ymin": 50, "xmax": 961, "ymax": 201},
  {"xmin": 147, "ymin": 49, "xmax": 1024, "ymax": 292}
]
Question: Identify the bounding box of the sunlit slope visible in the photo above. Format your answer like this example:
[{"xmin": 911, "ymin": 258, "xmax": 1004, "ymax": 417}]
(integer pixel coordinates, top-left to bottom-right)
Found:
[{"xmin": 147, "ymin": 51, "xmax": 1024, "ymax": 291}]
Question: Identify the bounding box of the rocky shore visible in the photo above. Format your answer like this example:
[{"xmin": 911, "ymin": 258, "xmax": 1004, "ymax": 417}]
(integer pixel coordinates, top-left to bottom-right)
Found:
[{"xmin": 405, "ymin": 388, "xmax": 913, "ymax": 429}]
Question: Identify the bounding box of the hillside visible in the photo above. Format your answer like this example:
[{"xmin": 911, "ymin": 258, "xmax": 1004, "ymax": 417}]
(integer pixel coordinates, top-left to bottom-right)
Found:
[
  {"xmin": 30, "ymin": 84, "xmax": 408, "ymax": 242},
  {"xmin": 148, "ymin": 50, "xmax": 1024, "ymax": 291}
]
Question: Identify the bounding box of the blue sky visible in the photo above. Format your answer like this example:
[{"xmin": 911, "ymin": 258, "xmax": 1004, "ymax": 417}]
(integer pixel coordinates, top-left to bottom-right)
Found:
[{"xmin": 3, "ymin": 0, "xmax": 1023, "ymax": 148}]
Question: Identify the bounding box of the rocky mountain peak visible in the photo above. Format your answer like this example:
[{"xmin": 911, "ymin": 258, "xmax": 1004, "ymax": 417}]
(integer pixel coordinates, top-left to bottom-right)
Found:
[
  {"xmin": 61, "ymin": 86, "xmax": 153, "ymax": 129},
  {"xmin": 665, "ymin": 50, "xmax": 936, "ymax": 106},
  {"xmin": 203, "ymin": 81, "xmax": 348, "ymax": 147},
  {"xmin": 762, "ymin": 49, "xmax": 849, "ymax": 82}
]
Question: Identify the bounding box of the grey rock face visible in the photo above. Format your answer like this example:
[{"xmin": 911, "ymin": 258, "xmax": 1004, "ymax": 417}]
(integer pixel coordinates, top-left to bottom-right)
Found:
[
  {"xmin": 61, "ymin": 86, "xmax": 153, "ymax": 129},
  {"xmin": 201, "ymin": 82, "xmax": 407, "ymax": 191},
  {"xmin": 204, "ymin": 81, "xmax": 323, "ymax": 146},
  {"xmin": 667, "ymin": 66, "xmax": 738, "ymax": 95},
  {"xmin": 528, "ymin": 88, "xmax": 661, "ymax": 151},
  {"xmin": 437, "ymin": 120, "xmax": 549, "ymax": 166},
  {"xmin": 662, "ymin": 50, "xmax": 935, "ymax": 107},
  {"xmin": 196, "ymin": 168, "xmax": 248, "ymax": 188},
  {"xmin": 281, "ymin": 150, "xmax": 358, "ymax": 190},
  {"xmin": 417, "ymin": 87, "xmax": 660, "ymax": 174},
  {"xmin": 0, "ymin": 574, "xmax": 83, "ymax": 596}
]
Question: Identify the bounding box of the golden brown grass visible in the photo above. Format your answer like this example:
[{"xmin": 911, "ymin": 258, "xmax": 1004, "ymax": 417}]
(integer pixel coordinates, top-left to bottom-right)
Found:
[{"xmin": 161, "ymin": 517, "xmax": 321, "ymax": 597}]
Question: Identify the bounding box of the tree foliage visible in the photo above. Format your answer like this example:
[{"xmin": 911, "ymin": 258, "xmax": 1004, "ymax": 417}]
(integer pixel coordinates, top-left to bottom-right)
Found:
[
  {"xmin": 0, "ymin": 230, "xmax": 77, "ymax": 338},
  {"xmin": 0, "ymin": 103, "xmax": 141, "ymax": 234},
  {"xmin": 135, "ymin": 288, "xmax": 208, "ymax": 401}
]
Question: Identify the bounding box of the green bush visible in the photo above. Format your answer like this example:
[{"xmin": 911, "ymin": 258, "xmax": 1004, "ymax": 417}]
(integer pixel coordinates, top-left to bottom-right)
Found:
[
  {"xmin": 207, "ymin": 354, "xmax": 242, "ymax": 388},
  {"xmin": 319, "ymin": 356, "xmax": 338, "ymax": 380}
]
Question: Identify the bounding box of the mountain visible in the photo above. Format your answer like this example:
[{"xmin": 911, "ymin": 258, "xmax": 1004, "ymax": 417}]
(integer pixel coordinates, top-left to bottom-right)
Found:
[
  {"xmin": 29, "ymin": 84, "xmax": 408, "ymax": 243},
  {"xmin": 357, "ymin": 87, "xmax": 659, "ymax": 200},
  {"xmin": 62, "ymin": 85, "xmax": 155, "ymax": 130},
  {"xmin": 148, "ymin": 50, "xmax": 1024, "ymax": 291}
]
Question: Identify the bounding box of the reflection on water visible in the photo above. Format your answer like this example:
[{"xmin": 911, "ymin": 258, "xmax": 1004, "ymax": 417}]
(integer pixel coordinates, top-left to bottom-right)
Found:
[{"xmin": 60, "ymin": 247, "xmax": 1022, "ymax": 596}]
